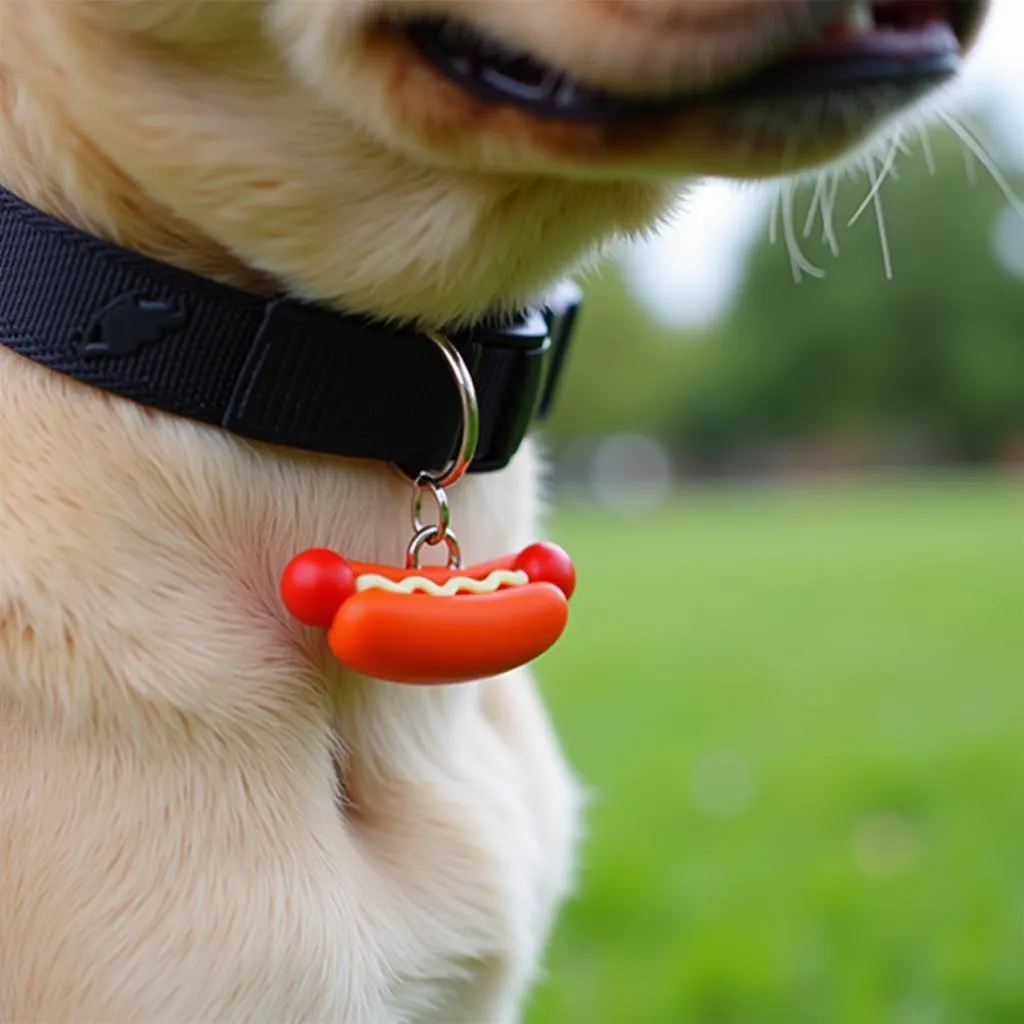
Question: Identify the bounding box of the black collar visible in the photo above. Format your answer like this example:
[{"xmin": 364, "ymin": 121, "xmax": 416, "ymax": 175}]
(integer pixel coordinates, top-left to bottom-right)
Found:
[{"xmin": 0, "ymin": 187, "xmax": 579, "ymax": 475}]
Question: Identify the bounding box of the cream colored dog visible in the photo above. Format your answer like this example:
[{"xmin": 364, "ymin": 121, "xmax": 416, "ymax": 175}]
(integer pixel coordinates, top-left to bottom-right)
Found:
[{"xmin": 0, "ymin": 2, "xmax": 988, "ymax": 1021}]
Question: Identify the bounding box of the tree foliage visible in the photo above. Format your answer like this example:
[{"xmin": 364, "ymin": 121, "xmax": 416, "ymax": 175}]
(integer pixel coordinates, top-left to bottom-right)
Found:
[
  {"xmin": 546, "ymin": 124, "xmax": 1024, "ymax": 466},
  {"xmin": 681, "ymin": 130, "xmax": 1024, "ymax": 462}
]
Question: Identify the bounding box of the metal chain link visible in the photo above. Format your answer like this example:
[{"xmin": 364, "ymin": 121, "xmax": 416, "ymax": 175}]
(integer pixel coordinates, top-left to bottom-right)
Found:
[{"xmin": 399, "ymin": 331, "xmax": 478, "ymax": 571}]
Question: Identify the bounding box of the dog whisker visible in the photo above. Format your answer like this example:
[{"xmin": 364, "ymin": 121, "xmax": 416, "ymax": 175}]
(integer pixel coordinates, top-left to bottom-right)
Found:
[
  {"xmin": 938, "ymin": 112, "xmax": 1024, "ymax": 220},
  {"xmin": 864, "ymin": 152, "xmax": 894, "ymax": 280},
  {"xmin": 916, "ymin": 125, "xmax": 938, "ymax": 176},
  {"xmin": 819, "ymin": 170, "xmax": 842, "ymax": 257},
  {"xmin": 848, "ymin": 141, "xmax": 899, "ymax": 229},
  {"xmin": 782, "ymin": 181, "xmax": 825, "ymax": 283},
  {"xmin": 802, "ymin": 175, "xmax": 826, "ymax": 240}
]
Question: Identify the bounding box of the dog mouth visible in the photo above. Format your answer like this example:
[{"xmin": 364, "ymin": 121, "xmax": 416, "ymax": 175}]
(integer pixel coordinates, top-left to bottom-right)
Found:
[{"xmin": 403, "ymin": 0, "xmax": 982, "ymax": 124}]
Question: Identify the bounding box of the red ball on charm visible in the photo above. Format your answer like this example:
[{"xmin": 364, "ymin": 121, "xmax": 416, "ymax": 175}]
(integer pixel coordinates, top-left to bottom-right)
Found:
[
  {"xmin": 280, "ymin": 549, "xmax": 357, "ymax": 628},
  {"xmin": 513, "ymin": 542, "xmax": 576, "ymax": 599}
]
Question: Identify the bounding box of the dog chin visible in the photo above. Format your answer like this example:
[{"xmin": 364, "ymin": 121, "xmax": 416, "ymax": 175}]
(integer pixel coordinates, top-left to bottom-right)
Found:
[{"xmin": 271, "ymin": 0, "xmax": 985, "ymax": 182}]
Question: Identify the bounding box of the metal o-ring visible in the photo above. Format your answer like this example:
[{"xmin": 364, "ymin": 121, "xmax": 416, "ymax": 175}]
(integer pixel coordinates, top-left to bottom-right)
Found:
[
  {"xmin": 405, "ymin": 525, "xmax": 462, "ymax": 570},
  {"xmin": 414, "ymin": 331, "xmax": 480, "ymax": 490}
]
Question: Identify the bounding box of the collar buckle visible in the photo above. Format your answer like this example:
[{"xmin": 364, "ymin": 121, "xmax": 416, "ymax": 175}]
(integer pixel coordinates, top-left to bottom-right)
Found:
[{"xmin": 460, "ymin": 280, "xmax": 581, "ymax": 474}]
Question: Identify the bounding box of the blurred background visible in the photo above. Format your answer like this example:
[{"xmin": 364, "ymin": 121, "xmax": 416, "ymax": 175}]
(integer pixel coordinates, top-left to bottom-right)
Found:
[{"xmin": 526, "ymin": 2, "xmax": 1024, "ymax": 1021}]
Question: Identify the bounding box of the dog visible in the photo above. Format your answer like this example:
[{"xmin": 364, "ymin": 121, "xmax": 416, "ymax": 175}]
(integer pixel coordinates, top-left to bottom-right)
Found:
[{"xmin": 0, "ymin": 1, "xmax": 989, "ymax": 1020}]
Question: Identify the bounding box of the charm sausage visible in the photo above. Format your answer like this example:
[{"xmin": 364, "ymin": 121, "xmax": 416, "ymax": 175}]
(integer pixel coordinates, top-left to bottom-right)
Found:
[{"xmin": 328, "ymin": 583, "xmax": 569, "ymax": 684}]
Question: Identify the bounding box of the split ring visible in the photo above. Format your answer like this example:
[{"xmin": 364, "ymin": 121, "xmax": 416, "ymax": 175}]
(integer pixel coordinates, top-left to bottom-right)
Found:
[
  {"xmin": 405, "ymin": 525, "xmax": 462, "ymax": 570},
  {"xmin": 408, "ymin": 331, "xmax": 479, "ymax": 490}
]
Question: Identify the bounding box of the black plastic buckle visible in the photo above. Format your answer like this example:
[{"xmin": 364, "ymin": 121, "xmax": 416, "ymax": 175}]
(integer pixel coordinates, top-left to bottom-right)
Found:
[
  {"xmin": 538, "ymin": 280, "xmax": 582, "ymax": 419},
  {"xmin": 463, "ymin": 280, "xmax": 582, "ymax": 474}
]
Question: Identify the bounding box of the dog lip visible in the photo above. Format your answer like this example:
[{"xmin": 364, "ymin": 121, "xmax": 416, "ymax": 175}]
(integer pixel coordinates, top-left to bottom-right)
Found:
[
  {"xmin": 401, "ymin": 6, "xmax": 967, "ymax": 125},
  {"xmin": 403, "ymin": 16, "xmax": 626, "ymax": 123},
  {"xmin": 747, "ymin": 20, "xmax": 962, "ymax": 98}
]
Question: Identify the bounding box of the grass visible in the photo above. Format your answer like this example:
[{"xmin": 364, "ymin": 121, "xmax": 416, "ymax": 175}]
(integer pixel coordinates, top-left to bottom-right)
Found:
[{"xmin": 525, "ymin": 473, "xmax": 1024, "ymax": 1024}]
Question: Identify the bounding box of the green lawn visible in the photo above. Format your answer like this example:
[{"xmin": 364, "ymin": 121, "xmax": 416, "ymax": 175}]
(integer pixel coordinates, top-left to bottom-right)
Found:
[{"xmin": 526, "ymin": 474, "xmax": 1024, "ymax": 1024}]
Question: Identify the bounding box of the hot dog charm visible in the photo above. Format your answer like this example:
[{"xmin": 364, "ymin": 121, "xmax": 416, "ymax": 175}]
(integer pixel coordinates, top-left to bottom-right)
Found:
[{"xmin": 280, "ymin": 542, "xmax": 576, "ymax": 685}]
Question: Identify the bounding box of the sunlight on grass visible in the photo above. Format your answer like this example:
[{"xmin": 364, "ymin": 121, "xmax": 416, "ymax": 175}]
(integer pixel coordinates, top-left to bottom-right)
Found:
[{"xmin": 527, "ymin": 475, "xmax": 1024, "ymax": 1024}]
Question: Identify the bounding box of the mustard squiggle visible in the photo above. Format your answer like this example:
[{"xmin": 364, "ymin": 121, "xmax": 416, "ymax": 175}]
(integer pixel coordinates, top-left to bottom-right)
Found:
[{"xmin": 355, "ymin": 569, "xmax": 528, "ymax": 597}]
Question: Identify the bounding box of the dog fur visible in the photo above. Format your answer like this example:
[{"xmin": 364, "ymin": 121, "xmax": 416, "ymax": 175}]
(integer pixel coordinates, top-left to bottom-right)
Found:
[{"xmin": 0, "ymin": 1, "xmax": 987, "ymax": 1020}]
